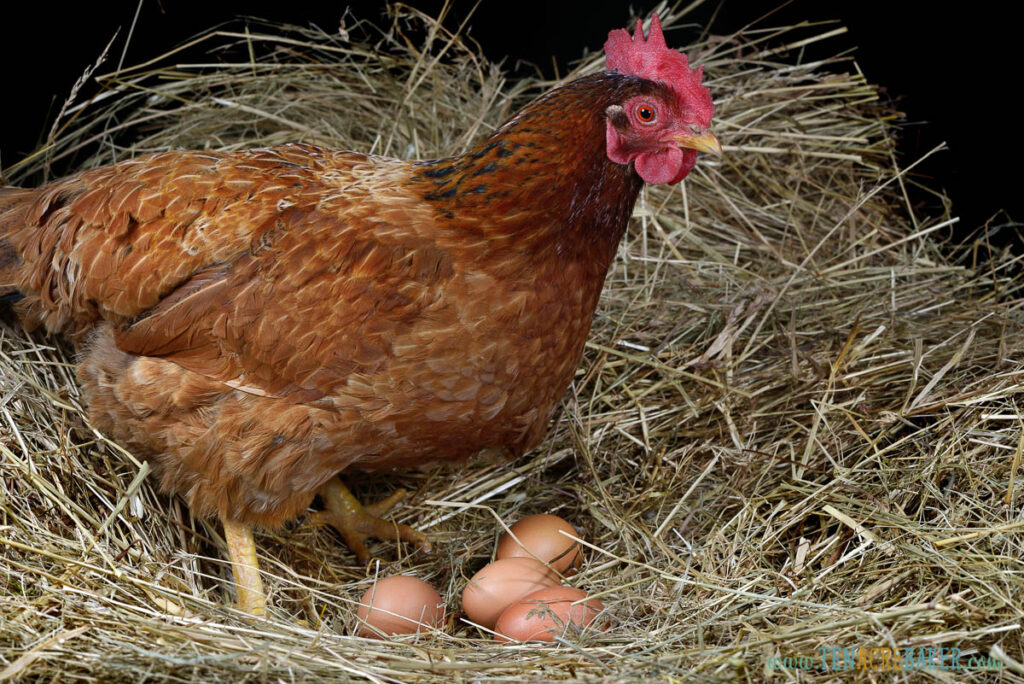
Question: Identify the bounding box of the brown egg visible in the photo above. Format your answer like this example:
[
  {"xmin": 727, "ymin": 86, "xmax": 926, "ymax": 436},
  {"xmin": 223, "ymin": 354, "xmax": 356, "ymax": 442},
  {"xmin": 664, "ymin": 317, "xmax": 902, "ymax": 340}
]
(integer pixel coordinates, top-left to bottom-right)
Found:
[
  {"xmin": 494, "ymin": 586, "xmax": 605, "ymax": 642},
  {"xmin": 495, "ymin": 514, "xmax": 583, "ymax": 575},
  {"xmin": 355, "ymin": 575, "xmax": 445, "ymax": 638},
  {"xmin": 461, "ymin": 557, "xmax": 559, "ymax": 629}
]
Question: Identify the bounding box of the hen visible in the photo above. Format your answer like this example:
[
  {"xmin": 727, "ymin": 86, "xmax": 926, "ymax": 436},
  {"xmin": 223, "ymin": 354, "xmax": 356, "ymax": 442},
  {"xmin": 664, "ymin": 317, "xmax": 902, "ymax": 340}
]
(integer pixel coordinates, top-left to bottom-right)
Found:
[{"xmin": 0, "ymin": 15, "xmax": 717, "ymax": 615}]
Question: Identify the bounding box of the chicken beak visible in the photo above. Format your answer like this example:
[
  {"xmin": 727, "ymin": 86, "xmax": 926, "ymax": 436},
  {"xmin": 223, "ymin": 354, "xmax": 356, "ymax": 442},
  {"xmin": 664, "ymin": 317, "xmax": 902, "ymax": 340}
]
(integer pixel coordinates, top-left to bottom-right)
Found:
[{"xmin": 674, "ymin": 130, "xmax": 722, "ymax": 156}]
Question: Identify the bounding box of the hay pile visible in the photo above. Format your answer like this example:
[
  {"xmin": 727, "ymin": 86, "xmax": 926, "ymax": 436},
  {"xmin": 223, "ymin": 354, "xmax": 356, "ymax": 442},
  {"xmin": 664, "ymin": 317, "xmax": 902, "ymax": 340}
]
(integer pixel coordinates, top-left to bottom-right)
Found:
[{"xmin": 3, "ymin": 3, "xmax": 1024, "ymax": 681}]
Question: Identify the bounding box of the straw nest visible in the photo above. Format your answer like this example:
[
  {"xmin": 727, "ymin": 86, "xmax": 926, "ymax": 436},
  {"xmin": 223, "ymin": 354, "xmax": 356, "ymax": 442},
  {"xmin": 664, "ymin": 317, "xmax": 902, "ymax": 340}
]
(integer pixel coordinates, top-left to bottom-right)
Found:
[{"xmin": 3, "ymin": 3, "xmax": 1024, "ymax": 682}]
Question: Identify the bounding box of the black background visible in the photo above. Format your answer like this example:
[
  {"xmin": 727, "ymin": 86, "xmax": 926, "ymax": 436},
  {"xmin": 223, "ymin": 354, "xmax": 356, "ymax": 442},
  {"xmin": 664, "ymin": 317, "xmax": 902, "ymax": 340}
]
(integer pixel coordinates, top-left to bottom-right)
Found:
[{"xmin": 2, "ymin": 1, "xmax": 1017, "ymax": 241}]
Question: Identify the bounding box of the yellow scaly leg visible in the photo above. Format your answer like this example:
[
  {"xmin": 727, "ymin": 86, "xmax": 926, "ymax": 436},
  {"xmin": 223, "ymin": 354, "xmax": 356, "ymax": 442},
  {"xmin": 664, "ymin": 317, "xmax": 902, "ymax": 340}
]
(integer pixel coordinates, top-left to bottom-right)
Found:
[{"xmin": 222, "ymin": 516, "xmax": 267, "ymax": 616}]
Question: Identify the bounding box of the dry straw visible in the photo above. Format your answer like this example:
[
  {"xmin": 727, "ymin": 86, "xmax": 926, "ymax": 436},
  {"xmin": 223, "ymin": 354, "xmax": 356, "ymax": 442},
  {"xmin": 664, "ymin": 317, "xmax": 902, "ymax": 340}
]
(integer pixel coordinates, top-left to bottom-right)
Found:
[{"xmin": 3, "ymin": 2, "xmax": 1024, "ymax": 681}]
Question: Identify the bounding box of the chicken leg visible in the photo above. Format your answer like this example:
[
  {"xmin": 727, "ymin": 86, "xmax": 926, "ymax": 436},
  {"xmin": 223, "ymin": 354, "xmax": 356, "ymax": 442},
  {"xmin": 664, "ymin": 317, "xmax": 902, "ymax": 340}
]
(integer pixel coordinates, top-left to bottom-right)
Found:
[
  {"xmin": 220, "ymin": 479, "xmax": 427, "ymax": 616},
  {"xmin": 311, "ymin": 478, "xmax": 432, "ymax": 563},
  {"xmin": 222, "ymin": 517, "xmax": 267, "ymax": 616}
]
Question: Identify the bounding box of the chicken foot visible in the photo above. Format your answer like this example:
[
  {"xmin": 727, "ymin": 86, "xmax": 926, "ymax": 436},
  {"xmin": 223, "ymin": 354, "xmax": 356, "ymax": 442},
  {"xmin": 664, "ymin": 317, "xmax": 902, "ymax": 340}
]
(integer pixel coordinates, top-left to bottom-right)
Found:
[
  {"xmin": 311, "ymin": 478, "xmax": 432, "ymax": 563},
  {"xmin": 218, "ymin": 479, "xmax": 427, "ymax": 616},
  {"xmin": 219, "ymin": 479, "xmax": 427, "ymax": 617},
  {"xmin": 222, "ymin": 517, "xmax": 268, "ymax": 616}
]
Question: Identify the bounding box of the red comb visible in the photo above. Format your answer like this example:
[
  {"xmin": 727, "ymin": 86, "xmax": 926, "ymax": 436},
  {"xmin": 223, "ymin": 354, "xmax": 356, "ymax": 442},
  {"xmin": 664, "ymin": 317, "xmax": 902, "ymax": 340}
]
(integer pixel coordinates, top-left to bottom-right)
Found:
[{"xmin": 604, "ymin": 14, "xmax": 714, "ymax": 127}]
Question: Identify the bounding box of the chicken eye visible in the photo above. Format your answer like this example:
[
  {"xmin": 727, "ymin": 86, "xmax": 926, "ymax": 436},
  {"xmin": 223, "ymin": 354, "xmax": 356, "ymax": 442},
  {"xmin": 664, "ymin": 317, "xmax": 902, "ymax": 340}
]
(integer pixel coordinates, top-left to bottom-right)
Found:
[{"xmin": 635, "ymin": 105, "xmax": 656, "ymax": 123}]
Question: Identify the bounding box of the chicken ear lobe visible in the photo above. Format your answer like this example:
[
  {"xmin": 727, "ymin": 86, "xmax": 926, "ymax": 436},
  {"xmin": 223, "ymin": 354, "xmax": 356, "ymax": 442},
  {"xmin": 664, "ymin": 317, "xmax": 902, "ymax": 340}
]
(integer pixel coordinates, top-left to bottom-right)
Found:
[
  {"xmin": 605, "ymin": 104, "xmax": 628, "ymax": 128},
  {"xmin": 605, "ymin": 107, "xmax": 635, "ymax": 166}
]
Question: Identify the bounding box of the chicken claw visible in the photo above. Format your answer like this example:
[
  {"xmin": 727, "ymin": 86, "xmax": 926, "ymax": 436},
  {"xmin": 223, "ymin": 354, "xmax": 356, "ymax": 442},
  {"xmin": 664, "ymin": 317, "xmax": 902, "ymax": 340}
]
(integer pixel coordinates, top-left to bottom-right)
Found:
[{"xmin": 311, "ymin": 478, "xmax": 432, "ymax": 563}]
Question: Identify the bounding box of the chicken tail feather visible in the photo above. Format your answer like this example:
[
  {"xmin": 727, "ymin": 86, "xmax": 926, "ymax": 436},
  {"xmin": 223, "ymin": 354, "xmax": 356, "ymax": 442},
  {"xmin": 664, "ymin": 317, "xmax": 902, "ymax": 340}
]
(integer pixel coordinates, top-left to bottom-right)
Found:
[
  {"xmin": 0, "ymin": 186, "xmax": 32, "ymax": 301},
  {"xmin": 0, "ymin": 184, "xmax": 86, "ymax": 335}
]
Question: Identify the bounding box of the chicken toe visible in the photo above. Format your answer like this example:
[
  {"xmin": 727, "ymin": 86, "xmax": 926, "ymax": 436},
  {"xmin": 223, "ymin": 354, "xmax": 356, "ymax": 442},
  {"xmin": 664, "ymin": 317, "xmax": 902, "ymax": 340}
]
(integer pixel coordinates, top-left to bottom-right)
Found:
[{"xmin": 312, "ymin": 478, "xmax": 432, "ymax": 563}]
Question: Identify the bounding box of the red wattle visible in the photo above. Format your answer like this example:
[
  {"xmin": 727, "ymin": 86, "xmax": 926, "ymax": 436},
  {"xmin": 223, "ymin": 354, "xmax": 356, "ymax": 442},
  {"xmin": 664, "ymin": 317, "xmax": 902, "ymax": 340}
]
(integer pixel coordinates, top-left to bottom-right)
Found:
[{"xmin": 634, "ymin": 148, "xmax": 695, "ymax": 185}]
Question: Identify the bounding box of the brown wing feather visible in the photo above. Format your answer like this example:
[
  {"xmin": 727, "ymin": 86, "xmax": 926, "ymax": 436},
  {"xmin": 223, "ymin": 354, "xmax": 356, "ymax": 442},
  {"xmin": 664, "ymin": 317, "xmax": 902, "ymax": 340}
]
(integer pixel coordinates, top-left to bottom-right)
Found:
[
  {"xmin": 5, "ymin": 144, "xmax": 452, "ymax": 402},
  {"xmin": 115, "ymin": 205, "xmax": 454, "ymax": 403}
]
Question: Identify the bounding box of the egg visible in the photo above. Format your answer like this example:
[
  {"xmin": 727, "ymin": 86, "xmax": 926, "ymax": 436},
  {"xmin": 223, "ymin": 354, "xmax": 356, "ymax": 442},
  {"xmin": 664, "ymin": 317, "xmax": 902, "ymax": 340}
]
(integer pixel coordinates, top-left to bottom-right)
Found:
[
  {"xmin": 495, "ymin": 514, "xmax": 583, "ymax": 575},
  {"xmin": 355, "ymin": 575, "xmax": 445, "ymax": 638},
  {"xmin": 494, "ymin": 586, "xmax": 605, "ymax": 642},
  {"xmin": 461, "ymin": 557, "xmax": 558, "ymax": 629}
]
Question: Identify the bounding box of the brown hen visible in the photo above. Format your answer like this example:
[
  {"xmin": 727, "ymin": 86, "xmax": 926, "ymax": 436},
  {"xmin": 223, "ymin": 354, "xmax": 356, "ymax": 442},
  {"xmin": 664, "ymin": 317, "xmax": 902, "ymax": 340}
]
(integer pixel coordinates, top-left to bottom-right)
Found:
[{"xmin": 0, "ymin": 14, "xmax": 718, "ymax": 615}]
